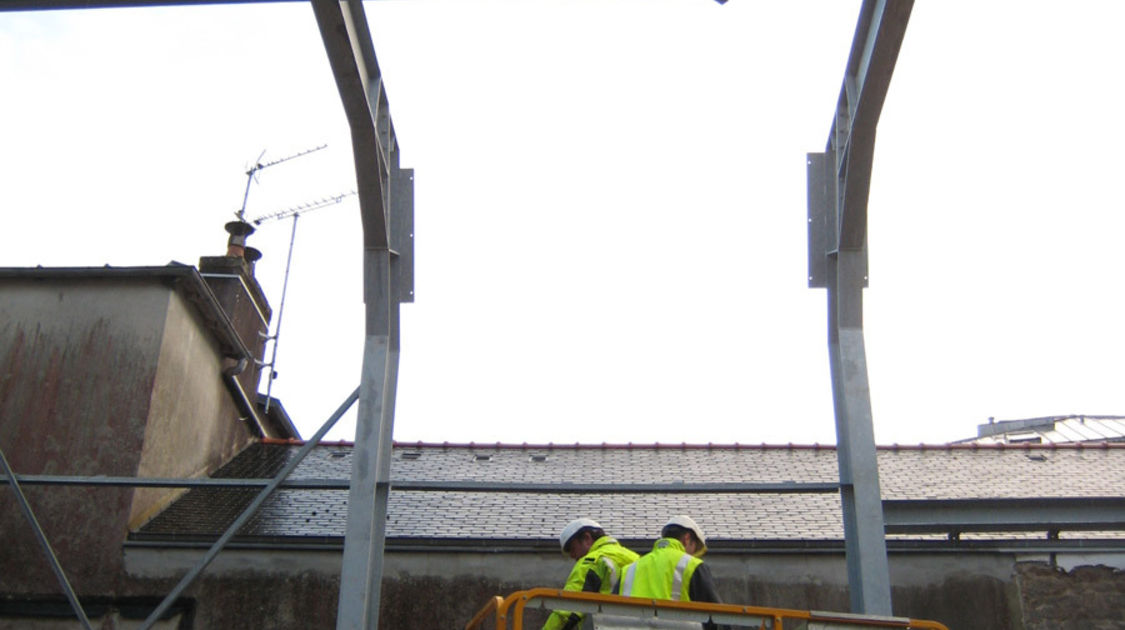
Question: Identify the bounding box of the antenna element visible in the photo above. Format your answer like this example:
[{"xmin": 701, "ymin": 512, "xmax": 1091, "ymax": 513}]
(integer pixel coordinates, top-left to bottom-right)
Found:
[{"xmin": 235, "ymin": 144, "xmax": 328, "ymax": 221}]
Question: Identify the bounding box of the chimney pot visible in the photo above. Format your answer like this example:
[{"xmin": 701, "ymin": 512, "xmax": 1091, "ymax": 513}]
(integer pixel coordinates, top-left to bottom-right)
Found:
[
  {"xmin": 225, "ymin": 221, "xmax": 255, "ymax": 238},
  {"xmin": 224, "ymin": 221, "xmax": 255, "ymax": 257},
  {"xmin": 244, "ymin": 247, "xmax": 262, "ymax": 273}
]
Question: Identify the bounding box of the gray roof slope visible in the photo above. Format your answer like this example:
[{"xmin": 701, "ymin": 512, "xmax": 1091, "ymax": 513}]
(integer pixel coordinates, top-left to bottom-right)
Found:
[{"xmin": 134, "ymin": 442, "xmax": 1125, "ymax": 547}]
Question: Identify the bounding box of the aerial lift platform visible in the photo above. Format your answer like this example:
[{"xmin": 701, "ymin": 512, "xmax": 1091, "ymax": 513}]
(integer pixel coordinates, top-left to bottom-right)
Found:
[{"xmin": 465, "ymin": 589, "xmax": 951, "ymax": 630}]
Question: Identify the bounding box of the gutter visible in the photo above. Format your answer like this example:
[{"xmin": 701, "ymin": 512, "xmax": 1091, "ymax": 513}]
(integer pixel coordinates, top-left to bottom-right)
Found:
[{"xmin": 121, "ymin": 537, "xmax": 1125, "ymax": 555}]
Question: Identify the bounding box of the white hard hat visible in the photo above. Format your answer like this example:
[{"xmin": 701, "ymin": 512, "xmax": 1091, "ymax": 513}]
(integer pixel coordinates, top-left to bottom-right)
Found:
[
  {"xmin": 664, "ymin": 515, "xmax": 708, "ymax": 557},
  {"xmin": 559, "ymin": 518, "xmax": 602, "ymax": 553}
]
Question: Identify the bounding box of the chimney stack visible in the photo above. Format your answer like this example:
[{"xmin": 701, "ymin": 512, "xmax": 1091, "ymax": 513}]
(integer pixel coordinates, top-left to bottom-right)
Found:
[{"xmin": 199, "ymin": 222, "xmax": 273, "ymax": 402}]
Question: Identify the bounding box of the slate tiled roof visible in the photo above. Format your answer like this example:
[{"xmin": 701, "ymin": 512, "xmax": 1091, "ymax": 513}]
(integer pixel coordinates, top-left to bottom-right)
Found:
[{"xmin": 134, "ymin": 441, "xmax": 1125, "ymax": 547}]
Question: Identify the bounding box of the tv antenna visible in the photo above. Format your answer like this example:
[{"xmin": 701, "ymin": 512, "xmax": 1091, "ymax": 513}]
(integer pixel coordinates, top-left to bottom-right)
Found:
[
  {"xmin": 235, "ymin": 144, "xmax": 327, "ymax": 221},
  {"xmin": 250, "ymin": 190, "xmax": 357, "ymax": 413},
  {"xmin": 251, "ymin": 191, "xmax": 356, "ymax": 226}
]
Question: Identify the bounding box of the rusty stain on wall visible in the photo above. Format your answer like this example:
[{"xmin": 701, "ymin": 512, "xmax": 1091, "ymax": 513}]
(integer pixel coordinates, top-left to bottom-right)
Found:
[{"xmin": 0, "ymin": 270, "xmax": 263, "ymax": 598}]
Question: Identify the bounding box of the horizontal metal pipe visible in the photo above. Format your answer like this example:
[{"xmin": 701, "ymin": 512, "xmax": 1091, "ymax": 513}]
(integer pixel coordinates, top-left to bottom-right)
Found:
[
  {"xmin": 2, "ymin": 475, "xmax": 350, "ymax": 489},
  {"xmin": 0, "ymin": 0, "xmax": 301, "ymax": 10},
  {"xmin": 1, "ymin": 475, "xmax": 838, "ymax": 494},
  {"xmin": 261, "ymin": 438, "xmax": 1125, "ymax": 452},
  {"xmin": 391, "ymin": 481, "xmax": 841, "ymax": 494},
  {"xmin": 15, "ymin": 475, "xmax": 1125, "ymax": 533},
  {"xmin": 122, "ymin": 537, "xmax": 1125, "ymax": 556}
]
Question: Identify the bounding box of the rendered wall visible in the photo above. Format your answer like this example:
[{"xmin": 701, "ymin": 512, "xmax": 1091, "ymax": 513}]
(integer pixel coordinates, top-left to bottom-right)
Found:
[
  {"xmin": 118, "ymin": 548, "xmax": 1122, "ymax": 630},
  {"xmin": 131, "ymin": 288, "xmax": 255, "ymax": 527},
  {"xmin": 0, "ymin": 274, "xmax": 256, "ymax": 600},
  {"xmin": 708, "ymin": 552, "xmax": 1020, "ymax": 629},
  {"xmin": 0, "ymin": 278, "xmax": 171, "ymax": 595}
]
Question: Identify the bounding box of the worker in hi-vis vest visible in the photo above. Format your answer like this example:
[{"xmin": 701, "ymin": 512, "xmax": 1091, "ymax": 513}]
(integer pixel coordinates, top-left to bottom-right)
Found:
[
  {"xmin": 542, "ymin": 518, "xmax": 640, "ymax": 630},
  {"xmin": 619, "ymin": 515, "xmax": 728, "ymax": 630}
]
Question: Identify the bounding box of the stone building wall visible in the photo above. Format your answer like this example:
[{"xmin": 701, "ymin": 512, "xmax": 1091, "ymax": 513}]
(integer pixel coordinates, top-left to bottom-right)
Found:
[
  {"xmin": 6, "ymin": 549, "xmax": 1125, "ymax": 628},
  {"xmin": 109, "ymin": 549, "xmax": 1053, "ymax": 629},
  {"xmin": 1015, "ymin": 562, "xmax": 1125, "ymax": 630}
]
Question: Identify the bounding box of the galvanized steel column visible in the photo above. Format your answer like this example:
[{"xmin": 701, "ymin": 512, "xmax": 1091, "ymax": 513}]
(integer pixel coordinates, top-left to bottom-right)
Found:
[
  {"xmin": 807, "ymin": 0, "xmax": 913, "ymax": 615},
  {"xmin": 810, "ymin": 150, "xmax": 892, "ymax": 615},
  {"xmin": 827, "ymin": 248, "xmax": 891, "ymax": 614},
  {"xmin": 337, "ymin": 248, "xmax": 398, "ymax": 630},
  {"xmin": 312, "ymin": 1, "xmax": 414, "ymax": 627}
]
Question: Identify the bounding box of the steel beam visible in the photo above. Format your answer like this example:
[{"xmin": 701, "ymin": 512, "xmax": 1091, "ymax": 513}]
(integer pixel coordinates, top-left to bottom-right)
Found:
[
  {"xmin": 826, "ymin": 247, "xmax": 891, "ymax": 615},
  {"xmin": 390, "ymin": 481, "xmax": 840, "ymax": 494},
  {"xmin": 829, "ymin": 0, "xmax": 914, "ymax": 254},
  {"xmin": 883, "ymin": 497, "xmax": 1125, "ymax": 534},
  {"xmin": 312, "ymin": 0, "xmax": 400, "ymax": 251},
  {"xmin": 0, "ymin": 476, "xmax": 839, "ymax": 494},
  {"xmin": 334, "ymin": 247, "xmax": 399, "ymax": 630},
  {"xmin": 808, "ymin": 0, "xmax": 913, "ymax": 616},
  {"xmin": 0, "ymin": 0, "xmax": 298, "ymax": 10},
  {"xmin": 137, "ymin": 388, "xmax": 359, "ymax": 630},
  {"xmin": 310, "ymin": 1, "xmax": 413, "ymax": 628},
  {"xmin": 0, "ymin": 475, "xmax": 351, "ymax": 489},
  {"xmin": 0, "ymin": 446, "xmax": 93, "ymax": 630}
]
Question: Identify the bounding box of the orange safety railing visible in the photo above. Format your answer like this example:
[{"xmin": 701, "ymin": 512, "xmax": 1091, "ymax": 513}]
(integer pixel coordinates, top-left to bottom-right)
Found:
[
  {"xmin": 464, "ymin": 595, "xmax": 504, "ymax": 630},
  {"xmin": 465, "ymin": 588, "xmax": 950, "ymax": 630}
]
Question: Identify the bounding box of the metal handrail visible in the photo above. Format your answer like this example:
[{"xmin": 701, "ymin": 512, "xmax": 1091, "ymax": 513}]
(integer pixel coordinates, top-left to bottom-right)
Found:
[
  {"xmin": 466, "ymin": 588, "xmax": 951, "ymax": 630},
  {"xmin": 463, "ymin": 595, "xmax": 503, "ymax": 630}
]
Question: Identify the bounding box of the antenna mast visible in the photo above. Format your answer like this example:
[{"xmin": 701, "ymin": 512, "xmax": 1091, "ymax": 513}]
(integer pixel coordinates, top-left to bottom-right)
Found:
[{"xmin": 250, "ymin": 190, "xmax": 355, "ymax": 413}]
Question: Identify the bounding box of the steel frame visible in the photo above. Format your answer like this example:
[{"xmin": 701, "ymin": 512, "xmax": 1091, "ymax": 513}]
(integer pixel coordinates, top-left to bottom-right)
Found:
[
  {"xmin": 1, "ymin": 476, "xmax": 839, "ymax": 494},
  {"xmin": 308, "ymin": 1, "xmax": 414, "ymax": 627},
  {"xmin": 807, "ymin": 0, "xmax": 914, "ymax": 616},
  {"xmin": 883, "ymin": 497, "xmax": 1125, "ymax": 535},
  {"xmin": 0, "ymin": 447, "xmax": 94, "ymax": 629},
  {"xmin": 14, "ymin": 471, "xmax": 1125, "ymax": 537},
  {"xmin": 135, "ymin": 388, "xmax": 360, "ymax": 630},
  {"xmin": 2, "ymin": 0, "xmax": 927, "ymax": 626},
  {"xmin": 121, "ymin": 534, "xmax": 1125, "ymax": 557}
]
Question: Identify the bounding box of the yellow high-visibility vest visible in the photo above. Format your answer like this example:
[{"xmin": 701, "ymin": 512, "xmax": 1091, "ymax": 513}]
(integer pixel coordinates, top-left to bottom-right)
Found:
[
  {"xmin": 619, "ymin": 537, "xmax": 702, "ymax": 601},
  {"xmin": 543, "ymin": 536, "xmax": 640, "ymax": 630}
]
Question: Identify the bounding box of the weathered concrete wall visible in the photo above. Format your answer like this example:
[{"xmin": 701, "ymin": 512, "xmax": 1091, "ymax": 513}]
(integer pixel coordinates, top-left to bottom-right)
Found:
[
  {"xmin": 122, "ymin": 548, "xmax": 543, "ymax": 628},
  {"xmin": 692, "ymin": 552, "xmax": 1016, "ymax": 630},
  {"xmin": 0, "ymin": 279, "xmax": 170, "ymax": 595},
  {"xmin": 888, "ymin": 555, "xmax": 1019, "ymax": 630},
  {"xmin": 131, "ymin": 288, "xmax": 255, "ymax": 527},
  {"xmin": 0, "ymin": 279, "xmax": 169, "ymax": 468},
  {"xmin": 119, "ymin": 548, "xmax": 1041, "ymax": 629},
  {"xmin": 1015, "ymin": 562, "xmax": 1125, "ymax": 630},
  {"xmin": 0, "ymin": 275, "xmax": 257, "ymax": 600}
]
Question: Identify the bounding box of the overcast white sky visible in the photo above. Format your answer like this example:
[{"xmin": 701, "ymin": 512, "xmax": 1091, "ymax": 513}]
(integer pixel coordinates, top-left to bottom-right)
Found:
[{"xmin": 2, "ymin": 1, "xmax": 1123, "ymax": 446}]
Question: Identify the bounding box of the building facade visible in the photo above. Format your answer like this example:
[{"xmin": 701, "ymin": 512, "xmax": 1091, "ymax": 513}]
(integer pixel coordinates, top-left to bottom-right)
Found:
[{"xmin": 2, "ymin": 263, "xmax": 1124, "ymax": 629}]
